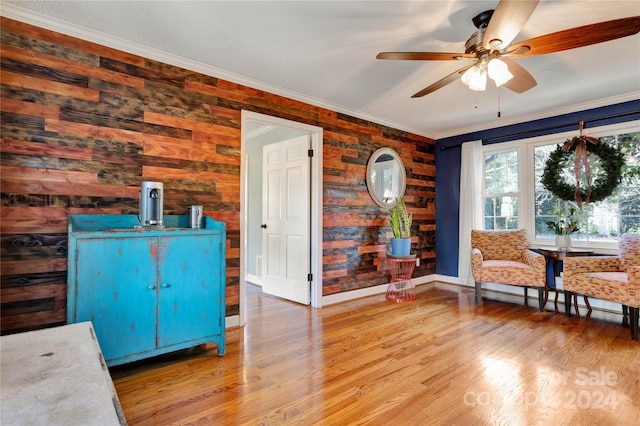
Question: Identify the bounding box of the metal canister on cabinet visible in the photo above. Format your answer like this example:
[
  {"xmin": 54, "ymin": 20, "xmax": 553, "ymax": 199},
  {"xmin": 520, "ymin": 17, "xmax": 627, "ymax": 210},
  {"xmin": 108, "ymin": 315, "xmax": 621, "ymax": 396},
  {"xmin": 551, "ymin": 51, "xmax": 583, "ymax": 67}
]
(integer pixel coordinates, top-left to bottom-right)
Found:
[{"xmin": 188, "ymin": 205, "xmax": 203, "ymax": 228}]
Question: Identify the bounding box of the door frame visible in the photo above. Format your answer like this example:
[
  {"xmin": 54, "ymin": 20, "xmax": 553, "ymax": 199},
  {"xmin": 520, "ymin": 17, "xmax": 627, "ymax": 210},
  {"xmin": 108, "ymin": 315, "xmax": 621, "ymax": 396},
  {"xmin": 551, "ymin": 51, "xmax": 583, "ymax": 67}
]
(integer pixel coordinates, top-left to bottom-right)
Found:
[{"xmin": 239, "ymin": 110, "xmax": 323, "ymax": 325}]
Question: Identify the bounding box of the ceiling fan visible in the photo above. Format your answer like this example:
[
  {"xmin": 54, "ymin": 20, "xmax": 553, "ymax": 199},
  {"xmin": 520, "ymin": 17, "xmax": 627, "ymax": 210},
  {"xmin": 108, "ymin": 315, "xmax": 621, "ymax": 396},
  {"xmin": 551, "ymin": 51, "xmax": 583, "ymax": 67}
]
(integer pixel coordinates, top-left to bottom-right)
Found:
[{"xmin": 376, "ymin": 0, "xmax": 640, "ymax": 98}]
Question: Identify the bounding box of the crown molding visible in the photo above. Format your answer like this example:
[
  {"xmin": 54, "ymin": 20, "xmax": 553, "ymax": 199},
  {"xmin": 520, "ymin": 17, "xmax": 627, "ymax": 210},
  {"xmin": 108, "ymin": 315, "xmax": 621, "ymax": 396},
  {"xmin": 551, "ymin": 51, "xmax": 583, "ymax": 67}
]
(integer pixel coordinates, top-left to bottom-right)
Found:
[
  {"xmin": 1, "ymin": 4, "xmax": 435, "ymax": 139},
  {"xmin": 435, "ymin": 91, "xmax": 640, "ymax": 140},
  {"xmin": 3, "ymin": 4, "xmax": 635, "ymax": 143}
]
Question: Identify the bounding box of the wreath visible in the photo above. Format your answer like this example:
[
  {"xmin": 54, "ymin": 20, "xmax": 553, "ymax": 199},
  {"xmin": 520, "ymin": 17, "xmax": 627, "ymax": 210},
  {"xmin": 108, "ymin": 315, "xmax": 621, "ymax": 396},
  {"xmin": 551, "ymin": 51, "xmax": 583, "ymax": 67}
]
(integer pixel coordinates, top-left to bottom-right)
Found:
[{"xmin": 541, "ymin": 137, "xmax": 624, "ymax": 206}]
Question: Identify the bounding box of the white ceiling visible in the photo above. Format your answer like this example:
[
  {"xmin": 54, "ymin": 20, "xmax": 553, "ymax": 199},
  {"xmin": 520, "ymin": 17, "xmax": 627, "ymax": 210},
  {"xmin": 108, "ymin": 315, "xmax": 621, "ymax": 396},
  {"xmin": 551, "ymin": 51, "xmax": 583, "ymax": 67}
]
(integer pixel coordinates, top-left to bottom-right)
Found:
[{"xmin": 3, "ymin": 1, "xmax": 640, "ymax": 139}]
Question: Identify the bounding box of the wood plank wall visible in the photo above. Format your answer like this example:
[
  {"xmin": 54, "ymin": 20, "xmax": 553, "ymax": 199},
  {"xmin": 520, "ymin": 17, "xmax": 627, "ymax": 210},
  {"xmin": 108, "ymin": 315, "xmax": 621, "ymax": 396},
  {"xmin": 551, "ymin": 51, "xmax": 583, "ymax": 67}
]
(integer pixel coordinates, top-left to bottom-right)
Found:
[{"xmin": 0, "ymin": 17, "xmax": 436, "ymax": 335}]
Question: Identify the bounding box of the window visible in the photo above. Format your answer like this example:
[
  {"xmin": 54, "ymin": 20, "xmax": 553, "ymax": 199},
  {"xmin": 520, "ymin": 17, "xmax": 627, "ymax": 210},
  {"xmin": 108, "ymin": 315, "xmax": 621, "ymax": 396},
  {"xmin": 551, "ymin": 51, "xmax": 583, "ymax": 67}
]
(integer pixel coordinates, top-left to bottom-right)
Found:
[
  {"xmin": 533, "ymin": 130, "xmax": 639, "ymax": 244},
  {"xmin": 481, "ymin": 121, "xmax": 639, "ymax": 250}
]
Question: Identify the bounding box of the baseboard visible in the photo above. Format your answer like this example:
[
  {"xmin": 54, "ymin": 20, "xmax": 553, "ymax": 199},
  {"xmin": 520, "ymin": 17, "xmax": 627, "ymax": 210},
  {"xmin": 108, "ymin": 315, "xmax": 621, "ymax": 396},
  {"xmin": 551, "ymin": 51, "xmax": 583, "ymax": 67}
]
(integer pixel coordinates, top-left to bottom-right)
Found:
[
  {"xmin": 225, "ymin": 315, "xmax": 240, "ymax": 329},
  {"xmin": 246, "ymin": 274, "xmax": 262, "ymax": 286},
  {"xmin": 320, "ymin": 273, "xmax": 626, "ymax": 323},
  {"xmin": 322, "ymin": 274, "xmax": 434, "ymax": 306},
  {"xmin": 427, "ymin": 274, "xmax": 467, "ymax": 286}
]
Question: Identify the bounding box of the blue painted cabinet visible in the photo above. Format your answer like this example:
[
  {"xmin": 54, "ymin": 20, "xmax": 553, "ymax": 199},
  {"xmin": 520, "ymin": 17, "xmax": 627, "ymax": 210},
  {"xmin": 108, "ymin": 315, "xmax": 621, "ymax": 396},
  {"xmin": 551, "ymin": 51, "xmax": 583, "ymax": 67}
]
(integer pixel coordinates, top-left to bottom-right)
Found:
[{"xmin": 68, "ymin": 215, "xmax": 226, "ymax": 366}]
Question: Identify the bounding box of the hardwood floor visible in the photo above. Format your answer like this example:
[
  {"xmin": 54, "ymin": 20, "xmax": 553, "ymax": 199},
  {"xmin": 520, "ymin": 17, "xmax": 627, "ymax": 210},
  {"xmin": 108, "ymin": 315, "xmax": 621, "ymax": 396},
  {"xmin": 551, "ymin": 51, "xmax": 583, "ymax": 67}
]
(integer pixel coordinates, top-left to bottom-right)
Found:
[{"xmin": 111, "ymin": 283, "xmax": 640, "ymax": 425}]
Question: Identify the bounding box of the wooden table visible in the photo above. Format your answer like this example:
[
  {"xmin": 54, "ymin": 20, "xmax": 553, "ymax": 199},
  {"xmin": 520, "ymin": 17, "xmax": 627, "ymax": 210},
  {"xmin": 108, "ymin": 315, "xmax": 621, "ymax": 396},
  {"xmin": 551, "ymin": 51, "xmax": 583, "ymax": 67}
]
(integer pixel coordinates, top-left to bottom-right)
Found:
[{"xmin": 537, "ymin": 247, "xmax": 594, "ymax": 315}]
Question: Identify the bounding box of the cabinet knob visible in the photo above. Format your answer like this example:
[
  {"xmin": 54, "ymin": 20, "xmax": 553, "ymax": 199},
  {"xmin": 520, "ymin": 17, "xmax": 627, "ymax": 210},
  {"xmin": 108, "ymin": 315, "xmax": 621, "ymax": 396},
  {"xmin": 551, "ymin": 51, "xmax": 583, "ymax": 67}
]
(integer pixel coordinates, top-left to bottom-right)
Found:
[
  {"xmin": 161, "ymin": 283, "xmax": 171, "ymax": 288},
  {"xmin": 148, "ymin": 285, "xmax": 157, "ymax": 290},
  {"xmin": 261, "ymin": 224, "xmax": 267, "ymax": 229}
]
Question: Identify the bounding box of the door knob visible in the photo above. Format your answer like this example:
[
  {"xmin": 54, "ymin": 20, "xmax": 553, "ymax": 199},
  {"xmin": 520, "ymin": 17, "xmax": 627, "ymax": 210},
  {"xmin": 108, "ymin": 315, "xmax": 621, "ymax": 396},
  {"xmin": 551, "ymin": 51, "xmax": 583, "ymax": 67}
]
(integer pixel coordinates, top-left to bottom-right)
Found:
[{"xmin": 261, "ymin": 224, "xmax": 267, "ymax": 229}]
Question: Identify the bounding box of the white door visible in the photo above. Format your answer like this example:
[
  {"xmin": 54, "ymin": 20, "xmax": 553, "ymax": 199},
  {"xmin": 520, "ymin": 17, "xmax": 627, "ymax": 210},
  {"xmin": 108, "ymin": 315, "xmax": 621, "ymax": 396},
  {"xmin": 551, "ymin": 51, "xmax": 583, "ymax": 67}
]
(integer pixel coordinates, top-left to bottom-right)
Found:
[{"xmin": 262, "ymin": 135, "xmax": 311, "ymax": 304}]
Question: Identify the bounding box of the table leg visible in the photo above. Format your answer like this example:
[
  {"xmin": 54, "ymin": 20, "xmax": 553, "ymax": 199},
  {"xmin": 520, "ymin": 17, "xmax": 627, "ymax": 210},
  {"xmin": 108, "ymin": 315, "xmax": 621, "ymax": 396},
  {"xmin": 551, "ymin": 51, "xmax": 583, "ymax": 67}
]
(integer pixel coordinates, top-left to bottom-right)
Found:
[
  {"xmin": 583, "ymin": 296, "xmax": 592, "ymax": 316},
  {"xmin": 543, "ymin": 257, "xmax": 550, "ymax": 306}
]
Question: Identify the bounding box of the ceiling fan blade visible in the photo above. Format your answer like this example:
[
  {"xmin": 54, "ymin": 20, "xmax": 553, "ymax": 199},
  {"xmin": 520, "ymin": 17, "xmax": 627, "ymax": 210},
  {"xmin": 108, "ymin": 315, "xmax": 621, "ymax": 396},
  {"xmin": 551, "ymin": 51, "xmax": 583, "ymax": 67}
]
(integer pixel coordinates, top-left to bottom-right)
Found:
[
  {"xmin": 501, "ymin": 60, "xmax": 537, "ymax": 93},
  {"xmin": 483, "ymin": 0, "xmax": 540, "ymax": 51},
  {"xmin": 507, "ymin": 16, "xmax": 640, "ymax": 58},
  {"xmin": 377, "ymin": 52, "xmax": 474, "ymax": 61},
  {"xmin": 411, "ymin": 66, "xmax": 472, "ymax": 98}
]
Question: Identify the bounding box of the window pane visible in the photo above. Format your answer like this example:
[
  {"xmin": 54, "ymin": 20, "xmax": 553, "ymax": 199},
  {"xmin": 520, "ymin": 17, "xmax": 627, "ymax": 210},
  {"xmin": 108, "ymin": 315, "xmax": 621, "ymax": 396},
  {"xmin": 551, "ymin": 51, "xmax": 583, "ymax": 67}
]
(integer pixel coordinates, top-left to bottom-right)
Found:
[
  {"xmin": 485, "ymin": 151, "xmax": 518, "ymax": 194},
  {"xmin": 483, "ymin": 196, "xmax": 518, "ymax": 230}
]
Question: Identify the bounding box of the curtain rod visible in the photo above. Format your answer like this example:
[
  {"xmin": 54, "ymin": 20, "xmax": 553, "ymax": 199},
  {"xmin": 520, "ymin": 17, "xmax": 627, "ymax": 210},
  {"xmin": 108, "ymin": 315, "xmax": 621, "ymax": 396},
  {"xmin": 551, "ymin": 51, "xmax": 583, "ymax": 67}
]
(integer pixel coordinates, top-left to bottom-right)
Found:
[{"xmin": 440, "ymin": 109, "xmax": 640, "ymax": 151}]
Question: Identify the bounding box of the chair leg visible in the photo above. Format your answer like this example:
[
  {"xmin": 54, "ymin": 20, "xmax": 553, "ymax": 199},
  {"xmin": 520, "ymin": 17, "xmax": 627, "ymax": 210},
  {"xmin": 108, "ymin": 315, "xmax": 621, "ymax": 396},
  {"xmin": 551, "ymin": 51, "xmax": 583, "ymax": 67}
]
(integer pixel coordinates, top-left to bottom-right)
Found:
[
  {"xmin": 475, "ymin": 281, "xmax": 482, "ymax": 307},
  {"xmin": 630, "ymin": 307, "xmax": 639, "ymax": 341},
  {"xmin": 564, "ymin": 291, "xmax": 572, "ymax": 317},
  {"xmin": 537, "ymin": 287, "xmax": 544, "ymax": 312},
  {"xmin": 622, "ymin": 305, "xmax": 629, "ymax": 327}
]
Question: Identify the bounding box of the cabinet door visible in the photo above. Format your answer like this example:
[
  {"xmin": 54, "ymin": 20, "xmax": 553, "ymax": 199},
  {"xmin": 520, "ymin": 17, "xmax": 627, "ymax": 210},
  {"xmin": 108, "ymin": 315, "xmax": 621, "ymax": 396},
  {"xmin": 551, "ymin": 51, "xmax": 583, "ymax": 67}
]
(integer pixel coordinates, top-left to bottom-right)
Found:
[
  {"xmin": 156, "ymin": 234, "xmax": 223, "ymax": 347},
  {"xmin": 74, "ymin": 237, "xmax": 157, "ymax": 361}
]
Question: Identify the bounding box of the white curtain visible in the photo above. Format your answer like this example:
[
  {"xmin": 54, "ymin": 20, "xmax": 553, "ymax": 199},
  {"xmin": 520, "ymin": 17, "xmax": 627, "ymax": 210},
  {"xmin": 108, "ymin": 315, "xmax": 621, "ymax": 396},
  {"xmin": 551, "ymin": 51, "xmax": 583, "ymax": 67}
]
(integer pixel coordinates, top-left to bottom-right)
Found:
[{"xmin": 458, "ymin": 140, "xmax": 483, "ymax": 286}]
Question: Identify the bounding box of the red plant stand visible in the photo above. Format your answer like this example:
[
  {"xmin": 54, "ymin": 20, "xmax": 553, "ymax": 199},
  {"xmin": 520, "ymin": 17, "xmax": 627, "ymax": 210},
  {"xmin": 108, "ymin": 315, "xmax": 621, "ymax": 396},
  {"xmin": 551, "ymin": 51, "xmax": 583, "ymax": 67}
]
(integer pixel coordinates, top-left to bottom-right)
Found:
[{"xmin": 385, "ymin": 257, "xmax": 417, "ymax": 303}]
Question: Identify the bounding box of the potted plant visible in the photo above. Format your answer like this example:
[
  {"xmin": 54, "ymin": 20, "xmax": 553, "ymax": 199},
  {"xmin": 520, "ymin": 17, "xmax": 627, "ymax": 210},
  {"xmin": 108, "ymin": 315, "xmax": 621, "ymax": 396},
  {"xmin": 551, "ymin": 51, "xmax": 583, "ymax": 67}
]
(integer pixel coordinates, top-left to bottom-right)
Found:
[
  {"xmin": 389, "ymin": 198, "xmax": 413, "ymax": 256},
  {"xmin": 547, "ymin": 205, "xmax": 579, "ymax": 249}
]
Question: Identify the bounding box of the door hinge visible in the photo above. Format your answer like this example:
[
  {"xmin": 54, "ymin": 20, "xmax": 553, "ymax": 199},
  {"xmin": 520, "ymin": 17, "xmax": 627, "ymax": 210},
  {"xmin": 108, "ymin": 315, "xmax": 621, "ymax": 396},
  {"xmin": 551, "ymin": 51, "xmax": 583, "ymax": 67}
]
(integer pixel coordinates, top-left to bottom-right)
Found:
[
  {"xmin": 308, "ymin": 149, "xmax": 314, "ymax": 157},
  {"xmin": 307, "ymin": 273, "xmax": 313, "ymax": 282}
]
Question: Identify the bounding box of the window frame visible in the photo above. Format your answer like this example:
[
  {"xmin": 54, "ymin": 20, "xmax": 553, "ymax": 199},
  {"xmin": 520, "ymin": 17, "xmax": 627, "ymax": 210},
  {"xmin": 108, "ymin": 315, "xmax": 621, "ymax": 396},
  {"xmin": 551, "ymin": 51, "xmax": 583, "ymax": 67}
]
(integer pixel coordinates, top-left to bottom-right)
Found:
[{"xmin": 482, "ymin": 119, "xmax": 639, "ymax": 254}]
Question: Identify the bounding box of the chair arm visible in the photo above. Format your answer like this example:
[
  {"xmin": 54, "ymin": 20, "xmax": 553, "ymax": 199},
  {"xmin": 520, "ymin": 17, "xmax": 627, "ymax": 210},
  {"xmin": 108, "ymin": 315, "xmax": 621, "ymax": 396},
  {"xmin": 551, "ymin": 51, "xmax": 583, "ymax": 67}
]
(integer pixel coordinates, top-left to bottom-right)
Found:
[
  {"xmin": 563, "ymin": 256, "xmax": 621, "ymax": 279},
  {"xmin": 523, "ymin": 249, "xmax": 545, "ymax": 273},
  {"xmin": 629, "ymin": 265, "xmax": 640, "ymax": 308},
  {"xmin": 471, "ymin": 248, "xmax": 483, "ymax": 279}
]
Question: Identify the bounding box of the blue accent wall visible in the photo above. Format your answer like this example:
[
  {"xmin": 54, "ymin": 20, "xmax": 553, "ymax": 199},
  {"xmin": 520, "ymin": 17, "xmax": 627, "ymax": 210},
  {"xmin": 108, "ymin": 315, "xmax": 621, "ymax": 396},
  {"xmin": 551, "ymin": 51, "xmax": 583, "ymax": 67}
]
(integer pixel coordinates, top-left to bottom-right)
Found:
[{"xmin": 434, "ymin": 99, "xmax": 640, "ymax": 278}]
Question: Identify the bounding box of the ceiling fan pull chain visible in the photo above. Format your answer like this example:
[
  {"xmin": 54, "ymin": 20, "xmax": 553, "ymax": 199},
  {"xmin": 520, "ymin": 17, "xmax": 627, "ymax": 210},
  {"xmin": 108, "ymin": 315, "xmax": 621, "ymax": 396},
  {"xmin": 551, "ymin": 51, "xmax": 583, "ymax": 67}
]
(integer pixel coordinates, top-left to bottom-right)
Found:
[
  {"xmin": 497, "ymin": 91, "xmax": 502, "ymax": 118},
  {"xmin": 474, "ymin": 93, "xmax": 479, "ymax": 109}
]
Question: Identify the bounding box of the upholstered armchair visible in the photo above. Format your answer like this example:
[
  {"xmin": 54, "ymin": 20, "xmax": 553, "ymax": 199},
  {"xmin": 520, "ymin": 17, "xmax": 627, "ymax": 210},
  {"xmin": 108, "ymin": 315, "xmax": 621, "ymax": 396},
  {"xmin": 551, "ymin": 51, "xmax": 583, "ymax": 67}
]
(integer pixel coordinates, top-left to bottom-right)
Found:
[
  {"xmin": 471, "ymin": 229, "xmax": 546, "ymax": 311},
  {"xmin": 563, "ymin": 233, "xmax": 640, "ymax": 340}
]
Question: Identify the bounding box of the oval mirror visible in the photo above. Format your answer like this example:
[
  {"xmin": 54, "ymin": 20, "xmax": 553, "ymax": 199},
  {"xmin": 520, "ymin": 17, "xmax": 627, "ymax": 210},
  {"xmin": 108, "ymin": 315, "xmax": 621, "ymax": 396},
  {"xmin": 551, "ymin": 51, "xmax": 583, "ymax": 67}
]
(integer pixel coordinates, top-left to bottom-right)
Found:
[{"xmin": 366, "ymin": 148, "xmax": 406, "ymax": 208}]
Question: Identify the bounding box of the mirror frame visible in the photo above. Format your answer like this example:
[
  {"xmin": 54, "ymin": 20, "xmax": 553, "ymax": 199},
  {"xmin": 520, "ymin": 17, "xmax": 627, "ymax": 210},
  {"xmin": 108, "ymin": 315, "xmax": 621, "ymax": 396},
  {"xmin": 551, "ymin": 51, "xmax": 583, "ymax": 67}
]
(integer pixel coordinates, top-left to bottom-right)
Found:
[{"xmin": 366, "ymin": 147, "xmax": 406, "ymax": 208}]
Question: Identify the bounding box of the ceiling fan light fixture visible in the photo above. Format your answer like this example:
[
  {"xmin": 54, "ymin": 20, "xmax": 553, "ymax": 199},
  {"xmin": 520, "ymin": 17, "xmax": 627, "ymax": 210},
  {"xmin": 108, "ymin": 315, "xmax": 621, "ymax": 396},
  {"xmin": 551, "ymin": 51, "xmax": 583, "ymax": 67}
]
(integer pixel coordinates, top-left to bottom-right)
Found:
[
  {"xmin": 461, "ymin": 64, "xmax": 487, "ymax": 91},
  {"xmin": 488, "ymin": 58, "xmax": 513, "ymax": 87}
]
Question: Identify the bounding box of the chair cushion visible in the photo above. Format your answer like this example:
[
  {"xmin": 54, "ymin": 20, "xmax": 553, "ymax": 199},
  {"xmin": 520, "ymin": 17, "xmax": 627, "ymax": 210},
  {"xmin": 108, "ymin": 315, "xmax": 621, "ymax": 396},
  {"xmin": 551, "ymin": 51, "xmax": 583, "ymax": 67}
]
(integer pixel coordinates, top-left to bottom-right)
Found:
[
  {"xmin": 471, "ymin": 229, "xmax": 529, "ymax": 262},
  {"xmin": 478, "ymin": 259, "xmax": 545, "ymax": 288},
  {"xmin": 619, "ymin": 233, "xmax": 640, "ymax": 269},
  {"xmin": 564, "ymin": 272, "xmax": 631, "ymax": 306}
]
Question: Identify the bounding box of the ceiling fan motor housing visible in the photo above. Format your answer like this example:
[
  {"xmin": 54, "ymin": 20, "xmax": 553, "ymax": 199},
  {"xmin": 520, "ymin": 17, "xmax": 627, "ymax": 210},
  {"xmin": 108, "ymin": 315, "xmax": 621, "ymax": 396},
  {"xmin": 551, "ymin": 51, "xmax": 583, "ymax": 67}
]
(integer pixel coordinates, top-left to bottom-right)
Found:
[
  {"xmin": 465, "ymin": 10, "xmax": 495, "ymax": 55},
  {"xmin": 465, "ymin": 29, "xmax": 488, "ymax": 55}
]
